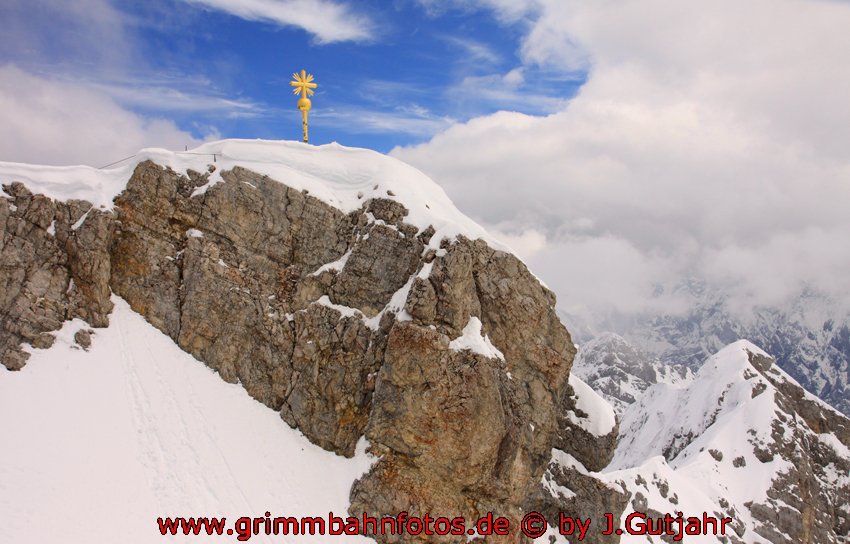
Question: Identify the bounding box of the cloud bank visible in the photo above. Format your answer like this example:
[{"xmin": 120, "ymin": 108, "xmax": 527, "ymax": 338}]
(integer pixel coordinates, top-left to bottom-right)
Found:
[{"xmin": 394, "ymin": 0, "xmax": 850, "ymax": 318}]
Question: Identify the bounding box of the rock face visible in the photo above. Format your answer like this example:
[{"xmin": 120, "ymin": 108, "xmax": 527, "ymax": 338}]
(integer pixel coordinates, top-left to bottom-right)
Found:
[
  {"xmin": 1, "ymin": 182, "xmax": 112, "ymax": 370},
  {"xmin": 1, "ymin": 155, "xmax": 626, "ymax": 542},
  {"xmin": 745, "ymin": 351, "xmax": 850, "ymax": 544},
  {"xmin": 351, "ymin": 236, "xmax": 580, "ymax": 542},
  {"xmin": 530, "ymin": 376, "xmax": 628, "ymax": 544}
]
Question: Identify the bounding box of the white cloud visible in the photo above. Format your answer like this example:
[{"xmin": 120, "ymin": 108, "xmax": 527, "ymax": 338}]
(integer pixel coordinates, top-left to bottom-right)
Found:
[
  {"xmin": 393, "ymin": 0, "xmax": 850, "ymax": 319},
  {"xmin": 0, "ymin": 0, "xmax": 260, "ymax": 167},
  {"xmin": 525, "ymin": 235, "xmax": 690, "ymax": 318},
  {"xmin": 182, "ymin": 0, "xmax": 374, "ymax": 43},
  {"xmin": 482, "ymin": 224, "xmax": 548, "ymax": 262},
  {"xmin": 0, "ymin": 65, "xmax": 208, "ymax": 167},
  {"xmin": 519, "ymin": 1, "xmax": 588, "ymax": 72}
]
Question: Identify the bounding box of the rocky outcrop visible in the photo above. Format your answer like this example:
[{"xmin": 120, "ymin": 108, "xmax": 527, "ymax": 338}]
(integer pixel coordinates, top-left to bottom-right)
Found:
[
  {"xmin": 350, "ymin": 234, "xmax": 579, "ymax": 542},
  {"xmin": 527, "ymin": 376, "xmax": 625, "ymax": 544},
  {"xmin": 1, "ymin": 182, "xmax": 112, "ymax": 370},
  {"xmin": 554, "ymin": 380, "xmax": 619, "ymax": 472},
  {"xmin": 109, "ymin": 163, "xmax": 379, "ymax": 455},
  {"xmin": 1, "ymin": 158, "xmax": 627, "ymax": 542},
  {"xmin": 529, "ymin": 453, "xmax": 628, "ymax": 544},
  {"xmin": 8, "ymin": 149, "xmax": 849, "ymax": 544},
  {"xmin": 744, "ymin": 351, "xmax": 850, "ymax": 544}
]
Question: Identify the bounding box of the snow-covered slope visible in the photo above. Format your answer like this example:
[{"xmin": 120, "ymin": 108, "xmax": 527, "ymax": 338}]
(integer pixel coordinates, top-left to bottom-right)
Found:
[
  {"xmin": 555, "ymin": 340, "xmax": 850, "ymax": 544},
  {"xmin": 0, "ymin": 139, "xmax": 502, "ymax": 251},
  {"xmin": 610, "ymin": 341, "xmax": 780, "ymax": 470},
  {"xmin": 0, "ymin": 297, "xmax": 375, "ymax": 544},
  {"xmin": 566, "ymin": 373, "xmax": 617, "ymax": 438}
]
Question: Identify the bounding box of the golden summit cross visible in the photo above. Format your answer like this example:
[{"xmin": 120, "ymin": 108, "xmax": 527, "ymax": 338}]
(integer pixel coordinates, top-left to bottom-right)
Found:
[{"xmin": 290, "ymin": 70, "xmax": 317, "ymax": 143}]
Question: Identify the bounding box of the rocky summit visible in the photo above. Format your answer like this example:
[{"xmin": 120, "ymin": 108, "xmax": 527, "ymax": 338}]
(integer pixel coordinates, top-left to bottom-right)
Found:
[
  {"xmin": 2, "ymin": 140, "xmax": 848, "ymax": 544},
  {"xmin": 0, "ymin": 140, "xmax": 623, "ymax": 543}
]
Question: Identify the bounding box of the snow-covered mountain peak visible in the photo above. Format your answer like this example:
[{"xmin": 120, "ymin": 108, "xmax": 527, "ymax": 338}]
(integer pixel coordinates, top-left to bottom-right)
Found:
[
  {"xmin": 612, "ymin": 340, "xmax": 782, "ymax": 469},
  {"xmin": 2, "ymin": 142, "xmax": 586, "ymax": 544},
  {"xmin": 3, "ymin": 140, "xmax": 848, "ymax": 544},
  {"xmin": 0, "ymin": 138, "xmax": 505, "ymax": 251},
  {"xmin": 596, "ymin": 339, "xmax": 850, "ymax": 543}
]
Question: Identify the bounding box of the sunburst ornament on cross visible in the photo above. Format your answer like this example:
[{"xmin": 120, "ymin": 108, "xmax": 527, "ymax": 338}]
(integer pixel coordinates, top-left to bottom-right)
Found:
[{"xmin": 290, "ymin": 70, "xmax": 317, "ymax": 143}]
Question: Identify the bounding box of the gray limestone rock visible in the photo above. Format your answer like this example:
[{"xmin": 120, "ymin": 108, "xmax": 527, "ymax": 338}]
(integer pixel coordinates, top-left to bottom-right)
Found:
[
  {"xmin": 744, "ymin": 351, "xmax": 850, "ymax": 544},
  {"xmin": 1, "ymin": 183, "xmax": 113, "ymax": 369},
  {"xmin": 74, "ymin": 329, "xmax": 93, "ymax": 350},
  {"xmin": 9, "ymin": 156, "xmax": 850, "ymax": 544},
  {"xmin": 554, "ymin": 382, "xmax": 619, "ymax": 472},
  {"xmin": 530, "ymin": 462, "xmax": 629, "ymax": 544}
]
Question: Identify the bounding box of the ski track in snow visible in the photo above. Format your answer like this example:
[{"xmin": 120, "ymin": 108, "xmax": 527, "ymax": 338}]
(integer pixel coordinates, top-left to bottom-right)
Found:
[{"xmin": 0, "ymin": 297, "xmax": 375, "ymax": 544}]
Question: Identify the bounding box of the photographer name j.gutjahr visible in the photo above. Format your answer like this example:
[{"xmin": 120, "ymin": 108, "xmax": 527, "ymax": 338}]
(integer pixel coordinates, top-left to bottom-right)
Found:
[{"xmin": 598, "ymin": 511, "xmax": 733, "ymax": 540}]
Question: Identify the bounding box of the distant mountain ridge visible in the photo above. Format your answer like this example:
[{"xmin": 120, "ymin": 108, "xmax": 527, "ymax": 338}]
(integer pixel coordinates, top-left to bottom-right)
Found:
[
  {"xmin": 571, "ymin": 332, "xmax": 693, "ymax": 414},
  {"xmin": 628, "ymin": 292, "xmax": 850, "ymax": 417},
  {"xmin": 564, "ymin": 340, "xmax": 850, "ymax": 543},
  {"xmin": 563, "ymin": 287, "xmax": 850, "ymax": 417}
]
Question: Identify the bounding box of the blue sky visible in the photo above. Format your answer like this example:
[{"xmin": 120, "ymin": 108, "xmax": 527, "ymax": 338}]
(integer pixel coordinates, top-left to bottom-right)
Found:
[{"xmin": 3, "ymin": 0, "xmax": 583, "ymax": 153}]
